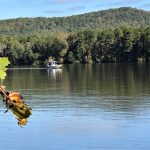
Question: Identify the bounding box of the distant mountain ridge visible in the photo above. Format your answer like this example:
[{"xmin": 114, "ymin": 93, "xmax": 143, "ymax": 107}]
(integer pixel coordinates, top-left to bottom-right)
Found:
[{"xmin": 0, "ymin": 7, "xmax": 150, "ymax": 35}]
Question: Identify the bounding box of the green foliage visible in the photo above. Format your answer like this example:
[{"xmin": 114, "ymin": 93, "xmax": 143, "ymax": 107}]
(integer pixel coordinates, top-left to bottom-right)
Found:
[
  {"xmin": 0, "ymin": 8, "xmax": 150, "ymax": 65},
  {"xmin": 0, "ymin": 7, "xmax": 150, "ymax": 35},
  {"xmin": 1, "ymin": 26, "xmax": 150, "ymax": 65},
  {"xmin": 66, "ymin": 51, "xmax": 75, "ymax": 63},
  {"xmin": 0, "ymin": 57, "xmax": 10, "ymax": 79}
]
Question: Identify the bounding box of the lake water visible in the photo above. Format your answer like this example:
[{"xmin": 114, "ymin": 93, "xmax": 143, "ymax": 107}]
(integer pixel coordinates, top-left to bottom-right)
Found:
[{"xmin": 0, "ymin": 63, "xmax": 150, "ymax": 150}]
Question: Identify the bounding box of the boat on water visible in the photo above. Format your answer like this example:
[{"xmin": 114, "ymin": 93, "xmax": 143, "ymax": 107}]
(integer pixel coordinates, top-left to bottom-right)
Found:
[{"xmin": 46, "ymin": 61, "xmax": 62, "ymax": 69}]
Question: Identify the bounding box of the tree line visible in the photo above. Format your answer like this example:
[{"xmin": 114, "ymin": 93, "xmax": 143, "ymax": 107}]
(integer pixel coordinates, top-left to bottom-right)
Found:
[
  {"xmin": 0, "ymin": 7, "xmax": 150, "ymax": 35},
  {"xmin": 0, "ymin": 26, "xmax": 150, "ymax": 65}
]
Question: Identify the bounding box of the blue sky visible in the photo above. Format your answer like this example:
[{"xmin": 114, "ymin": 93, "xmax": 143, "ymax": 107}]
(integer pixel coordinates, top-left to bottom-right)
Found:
[{"xmin": 0, "ymin": 0, "xmax": 150, "ymax": 19}]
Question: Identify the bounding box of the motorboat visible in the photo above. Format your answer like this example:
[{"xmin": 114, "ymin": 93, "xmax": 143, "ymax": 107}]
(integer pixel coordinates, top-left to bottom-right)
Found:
[{"xmin": 46, "ymin": 61, "xmax": 62, "ymax": 69}]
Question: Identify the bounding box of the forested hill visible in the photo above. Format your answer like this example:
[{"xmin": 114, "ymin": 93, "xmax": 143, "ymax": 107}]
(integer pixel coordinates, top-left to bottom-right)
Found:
[{"xmin": 0, "ymin": 7, "xmax": 150, "ymax": 35}]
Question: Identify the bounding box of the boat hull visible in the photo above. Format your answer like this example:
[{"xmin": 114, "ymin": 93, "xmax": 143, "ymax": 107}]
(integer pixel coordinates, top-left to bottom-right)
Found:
[{"xmin": 49, "ymin": 64, "xmax": 62, "ymax": 69}]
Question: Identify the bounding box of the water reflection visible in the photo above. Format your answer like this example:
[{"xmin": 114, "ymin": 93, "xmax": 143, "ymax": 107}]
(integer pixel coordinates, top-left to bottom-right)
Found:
[
  {"xmin": 47, "ymin": 68, "xmax": 62, "ymax": 80},
  {"xmin": 1, "ymin": 64, "xmax": 150, "ymax": 150},
  {"xmin": 2, "ymin": 63, "xmax": 150, "ymax": 115}
]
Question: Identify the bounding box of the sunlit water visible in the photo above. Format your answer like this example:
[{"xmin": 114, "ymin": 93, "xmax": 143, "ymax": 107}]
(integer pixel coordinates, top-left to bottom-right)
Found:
[{"xmin": 0, "ymin": 64, "xmax": 150, "ymax": 150}]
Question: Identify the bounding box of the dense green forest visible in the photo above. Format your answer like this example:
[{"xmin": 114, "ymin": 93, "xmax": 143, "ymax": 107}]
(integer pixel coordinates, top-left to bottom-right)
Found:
[
  {"xmin": 0, "ymin": 7, "xmax": 150, "ymax": 35},
  {"xmin": 0, "ymin": 7, "xmax": 150, "ymax": 65},
  {"xmin": 0, "ymin": 26, "xmax": 150, "ymax": 65}
]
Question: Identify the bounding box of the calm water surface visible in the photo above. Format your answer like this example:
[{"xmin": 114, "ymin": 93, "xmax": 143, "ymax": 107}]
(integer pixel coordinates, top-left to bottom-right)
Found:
[{"xmin": 0, "ymin": 64, "xmax": 150, "ymax": 150}]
